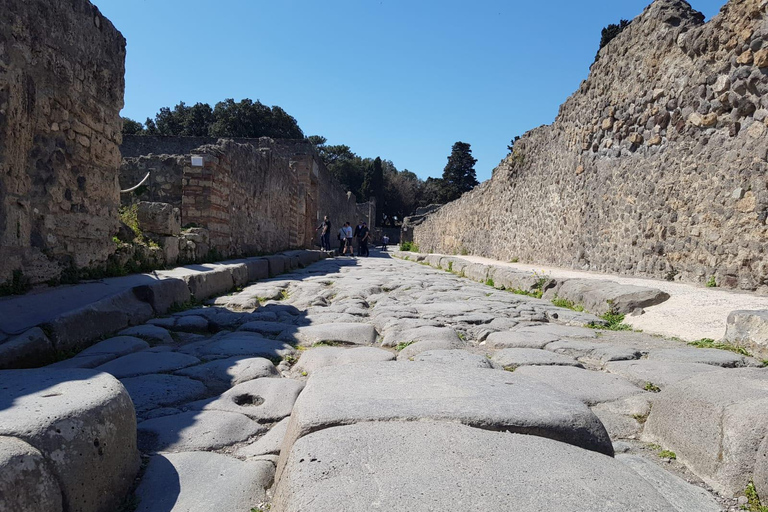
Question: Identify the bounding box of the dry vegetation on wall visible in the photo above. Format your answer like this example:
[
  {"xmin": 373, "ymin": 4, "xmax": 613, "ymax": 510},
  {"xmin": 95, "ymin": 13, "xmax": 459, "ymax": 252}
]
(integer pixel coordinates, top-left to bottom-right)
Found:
[{"xmin": 413, "ymin": 0, "xmax": 768, "ymax": 292}]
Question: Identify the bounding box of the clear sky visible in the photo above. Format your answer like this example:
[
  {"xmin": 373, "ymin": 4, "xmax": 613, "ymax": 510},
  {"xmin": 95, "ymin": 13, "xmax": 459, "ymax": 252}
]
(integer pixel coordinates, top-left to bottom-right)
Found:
[{"xmin": 96, "ymin": 0, "xmax": 726, "ymax": 182}]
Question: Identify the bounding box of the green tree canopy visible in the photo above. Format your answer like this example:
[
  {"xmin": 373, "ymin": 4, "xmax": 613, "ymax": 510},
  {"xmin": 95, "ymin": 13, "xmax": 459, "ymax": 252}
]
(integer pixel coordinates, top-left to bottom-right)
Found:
[
  {"xmin": 595, "ymin": 19, "xmax": 630, "ymax": 62},
  {"xmin": 441, "ymin": 141, "xmax": 478, "ymax": 202},
  {"xmin": 122, "ymin": 117, "xmax": 145, "ymax": 135}
]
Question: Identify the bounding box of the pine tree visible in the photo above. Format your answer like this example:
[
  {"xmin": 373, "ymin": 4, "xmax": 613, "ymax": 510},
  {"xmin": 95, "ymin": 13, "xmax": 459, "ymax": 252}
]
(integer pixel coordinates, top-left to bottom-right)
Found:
[{"xmin": 441, "ymin": 142, "xmax": 478, "ymax": 202}]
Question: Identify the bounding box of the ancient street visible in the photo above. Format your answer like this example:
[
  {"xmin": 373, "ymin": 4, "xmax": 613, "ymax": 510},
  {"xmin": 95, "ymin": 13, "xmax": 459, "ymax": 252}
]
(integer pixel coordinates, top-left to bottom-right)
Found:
[{"xmin": 5, "ymin": 250, "xmax": 766, "ymax": 511}]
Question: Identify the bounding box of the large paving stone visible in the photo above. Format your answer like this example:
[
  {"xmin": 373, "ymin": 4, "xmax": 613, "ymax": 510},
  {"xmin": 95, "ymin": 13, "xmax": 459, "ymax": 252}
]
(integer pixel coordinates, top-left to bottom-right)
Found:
[
  {"xmin": 513, "ymin": 365, "xmax": 645, "ymax": 405},
  {"xmin": 95, "ymin": 351, "xmax": 200, "ymax": 378},
  {"xmin": 279, "ymin": 323, "xmax": 378, "ymax": 346},
  {"xmin": 78, "ymin": 335, "xmax": 149, "ymax": 359},
  {"xmin": 483, "ymin": 323, "xmax": 596, "ymax": 349},
  {"xmin": 643, "ymin": 368, "xmax": 768, "ymax": 496},
  {"xmin": 278, "ymin": 361, "xmax": 613, "ymax": 477},
  {"xmin": 189, "ymin": 378, "xmax": 304, "ymax": 422},
  {"xmin": 295, "ymin": 346, "xmax": 395, "ymax": 375},
  {"xmin": 118, "ymin": 324, "xmax": 174, "ymax": 345},
  {"xmin": 756, "ymin": 436, "xmax": 768, "ymax": 501},
  {"xmin": 174, "ymin": 356, "xmax": 279, "ymax": 391},
  {"xmin": 121, "ymin": 374, "xmax": 207, "ymax": 415},
  {"xmin": 196, "ymin": 332, "xmax": 295, "ymax": 359},
  {"xmin": 273, "ymin": 422, "xmax": 679, "ymax": 512},
  {"xmin": 546, "ymin": 339, "xmax": 642, "ymax": 364},
  {"xmin": 491, "ymin": 348, "xmax": 583, "ymax": 370},
  {"xmin": 646, "ymin": 347, "xmax": 758, "ymax": 368},
  {"xmin": 0, "ymin": 436, "xmax": 63, "ymax": 512},
  {"xmin": 135, "ymin": 452, "xmax": 274, "ymax": 512},
  {"xmin": 413, "ymin": 349, "xmax": 496, "ymax": 369},
  {"xmin": 397, "ymin": 336, "xmax": 466, "ymax": 360},
  {"xmin": 238, "ymin": 320, "xmax": 290, "ymax": 335},
  {"xmin": 137, "ymin": 411, "xmax": 265, "ymax": 452},
  {"xmin": 0, "ymin": 369, "xmax": 140, "ymax": 512},
  {"xmin": 605, "ymin": 360, "xmax": 720, "ymax": 390},
  {"xmin": 382, "ymin": 325, "xmax": 461, "ymax": 348},
  {"xmin": 236, "ymin": 416, "xmax": 291, "ymax": 459},
  {"xmin": 724, "ymin": 310, "xmax": 768, "ymax": 359},
  {"xmin": 617, "ymin": 455, "xmax": 722, "ymax": 512}
]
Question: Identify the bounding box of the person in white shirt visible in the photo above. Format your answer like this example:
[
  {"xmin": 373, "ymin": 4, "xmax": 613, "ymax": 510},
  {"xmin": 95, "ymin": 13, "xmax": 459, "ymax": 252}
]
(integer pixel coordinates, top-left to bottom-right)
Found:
[{"xmin": 343, "ymin": 222, "xmax": 354, "ymax": 256}]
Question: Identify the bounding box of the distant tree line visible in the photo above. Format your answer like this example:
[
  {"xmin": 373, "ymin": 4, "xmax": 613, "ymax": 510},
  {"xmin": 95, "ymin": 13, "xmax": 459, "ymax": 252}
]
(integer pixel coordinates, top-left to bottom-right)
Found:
[
  {"xmin": 123, "ymin": 99, "xmax": 480, "ymax": 226},
  {"xmin": 594, "ymin": 19, "xmax": 630, "ymax": 62},
  {"xmin": 121, "ymin": 98, "xmax": 304, "ymax": 139}
]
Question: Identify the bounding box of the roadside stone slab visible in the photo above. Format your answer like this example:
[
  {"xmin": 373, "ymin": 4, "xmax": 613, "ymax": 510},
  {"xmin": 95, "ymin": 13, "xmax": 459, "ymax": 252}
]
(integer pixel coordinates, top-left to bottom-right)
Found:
[
  {"xmin": 491, "ymin": 348, "xmax": 583, "ymax": 370},
  {"xmin": 0, "ymin": 369, "xmax": 140, "ymax": 512},
  {"xmin": 295, "ymin": 346, "xmax": 395, "ymax": 375},
  {"xmin": 724, "ymin": 310, "xmax": 768, "ymax": 359},
  {"xmin": 646, "ymin": 347, "xmax": 759, "ymax": 368},
  {"xmin": 95, "ymin": 351, "xmax": 200, "ymax": 379},
  {"xmin": 546, "ymin": 340, "xmax": 642, "ymax": 364},
  {"xmin": 413, "ymin": 349, "xmax": 496, "ymax": 369},
  {"xmin": 543, "ymin": 278, "xmax": 670, "ymax": 315},
  {"xmin": 279, "ymin": 323, "xmax": 377, "ymax": 346},
  {"xmin": 0, "ymin": 436, "xmax": 63, "ymax": 512},
  {"xmin": 617, "ymin": 455, "xmax": 723, "ymax": 512},
  {"xmin": 189, "ymin": 377, "xmax": 305, "ymax": 422},
  {"xmin": 273, "ymin": 422, "xmax": 678, "ymax": 512},
  {"xmin": 135, "ymin": 452, "xmax": 274, "ymax": 512},
  {"xmin": 137, "ymin": 411, "xmax": 265, "ymax": 452},
  {"xmin": 605, "ymin": 360, "xmax": 720, "ymax": 390},
  {"xmin": 121, "ymin": 374, "xmax": 207, "ymax": 415},
  {"xmin": 278, "ymin": 361, "xmax": 613, "ymax": 481},
  {"xmin": 0, "ymin": 327, "xmax": 54, "ymax": 369},
  {"xmin": 175, "ymin": 356, "xmax": 279, "ymax": 392},
  {"xmin": 643, "ymin": 368, "xmax": 768, "ymax": 496},
  {"xmin": 236, "ymin": 416, "xmax": 292, "ymax": 459},
  {"xmin": 513, "ymin": 365, "xmax": 645, "ymax": 405}
]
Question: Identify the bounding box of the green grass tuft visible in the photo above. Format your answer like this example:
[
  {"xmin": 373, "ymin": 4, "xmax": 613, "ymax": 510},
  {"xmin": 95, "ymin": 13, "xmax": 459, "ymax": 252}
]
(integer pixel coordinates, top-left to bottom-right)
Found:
[
  {"xmin": 687, "ymin": 338, "xmax": 752, "ymax": 357},
  {"xmin": 395, "ymin": 341, "xmax": 416, "ymax": 351}
]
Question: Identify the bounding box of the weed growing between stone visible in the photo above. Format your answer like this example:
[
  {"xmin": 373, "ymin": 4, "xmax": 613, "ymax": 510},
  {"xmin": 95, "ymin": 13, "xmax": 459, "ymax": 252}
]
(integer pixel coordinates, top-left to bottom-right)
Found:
[
  {"xmin": 168, "ymin": 298, "xmax": 204, "ymax": 313},
  {"xmin": 551, "ymin": 296, "xmax": 585, "ymax": 312},
  {"xmin": 399, "ymin": 241, "xmax": 419, "ymax": 252},
  {"xmin": 589, "ymin": 312, "xmax": 633, "ymax": 331},
  {"xmin": 744, "ymin": 481, "xmax": 768, "ymax": 512},
  {"xmin": 644, "ymin": 382, "xmax": 661, "ymax": 393},
  {"xmin": 658, "ymin": 450, "xmax": 676, "ymax": 460},
  {"xmin": 485, "ymin": 278, "xmax": 495, "ymax": 287},
  {"xmin": 688, "ymin": 338, "xmax": 752, "ymax": 357},
  {"xmin": 706, "ymin": 276, "xmax": 718, "ymax": 287},
  {"xmin": 395, "ymin": 341, "xmax": 416, "ymax": 351},
  {"xmin": 313, "ymin": 340, "xmax": 343, "ymax": 348}
]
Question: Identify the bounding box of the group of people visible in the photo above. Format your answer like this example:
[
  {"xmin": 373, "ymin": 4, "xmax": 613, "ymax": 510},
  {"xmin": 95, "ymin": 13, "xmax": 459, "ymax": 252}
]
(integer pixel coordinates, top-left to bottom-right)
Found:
[{"xmin": 316, "ymin": 216, "xmax": 373, "ymax": 257}]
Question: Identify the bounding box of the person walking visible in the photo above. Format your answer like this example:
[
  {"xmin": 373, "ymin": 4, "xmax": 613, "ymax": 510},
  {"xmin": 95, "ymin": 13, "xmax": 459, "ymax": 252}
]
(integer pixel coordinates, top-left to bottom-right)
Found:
[
  {"xmin": 343, "ymin": 222, "xmax": 355, "ymax": 256},
  {"xmin": 337, "ymin": 224, "xmax": 347, "ymax": 253},
  {"xmin": 382, "ymin": 234, "xmax": 389, "ymax": 250},
  {"xmin": 358, "ymin": 222, "xmax": 370, "ymax": 257},
  {"xmin": 316, "ymin": 215, "xmax": 331, "ymax": 251},
  {"xmin": 353, "ymin": 221, "xmax": 363, "ymax": 256}
]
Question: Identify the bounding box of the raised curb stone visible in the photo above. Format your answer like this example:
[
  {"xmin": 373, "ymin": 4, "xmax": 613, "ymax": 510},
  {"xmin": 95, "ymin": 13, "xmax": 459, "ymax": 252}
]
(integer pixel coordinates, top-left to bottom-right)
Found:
[{"xmin": 0, "ymin": 436, "xmax": 63, "ymax": 512}]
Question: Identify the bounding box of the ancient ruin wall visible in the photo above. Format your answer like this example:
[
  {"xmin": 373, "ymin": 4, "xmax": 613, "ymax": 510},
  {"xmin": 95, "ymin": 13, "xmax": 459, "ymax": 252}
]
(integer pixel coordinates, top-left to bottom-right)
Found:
[
  {"xmin": 120, "ymin": 136, "xmax": 361, "ymax": 254},
  {"xmin": 0, "ymin": 0, "xmax": 126, "ymax": 284},
  {"xmin": 413, "ymin": 0, "xmax": 768, "ymax": 291}
]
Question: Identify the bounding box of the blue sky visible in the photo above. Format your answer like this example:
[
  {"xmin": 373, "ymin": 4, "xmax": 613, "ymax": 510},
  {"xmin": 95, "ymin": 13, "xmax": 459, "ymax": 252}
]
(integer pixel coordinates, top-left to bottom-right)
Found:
[{"xmin": 96, "ymin": 0, "xmax": 726, "ymax": 182}]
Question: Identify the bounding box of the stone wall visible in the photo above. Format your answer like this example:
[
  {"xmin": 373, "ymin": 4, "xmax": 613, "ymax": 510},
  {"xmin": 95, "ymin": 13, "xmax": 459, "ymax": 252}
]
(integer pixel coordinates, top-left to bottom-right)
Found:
[
  {"xmin": 120, "ymin": 136, "xmax": 362, "ymax": 255},
  {"xmin": 412, "ymin": 0, "xmax": 768, "ymax": 292},
  {"xmin": 0, "ymin": 0, "xmax": 126, "ymax": 285}
]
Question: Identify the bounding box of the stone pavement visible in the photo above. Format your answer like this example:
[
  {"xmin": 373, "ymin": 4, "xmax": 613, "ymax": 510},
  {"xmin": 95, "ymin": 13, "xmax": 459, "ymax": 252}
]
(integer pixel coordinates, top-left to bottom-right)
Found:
[{"xmin": 3, "ymin": 250, "xmax": 768, "ymax": 511}]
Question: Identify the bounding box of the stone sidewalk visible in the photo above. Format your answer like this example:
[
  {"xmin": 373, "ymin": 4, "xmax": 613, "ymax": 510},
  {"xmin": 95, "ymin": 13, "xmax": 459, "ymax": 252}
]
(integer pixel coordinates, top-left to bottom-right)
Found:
[
  {"xmin": 3, "ymin": 251, "xmax": 768, "ymax": 511},
  {"xmin": 434, "ymin": 253, "xmax": 768, "ymax": 341}
]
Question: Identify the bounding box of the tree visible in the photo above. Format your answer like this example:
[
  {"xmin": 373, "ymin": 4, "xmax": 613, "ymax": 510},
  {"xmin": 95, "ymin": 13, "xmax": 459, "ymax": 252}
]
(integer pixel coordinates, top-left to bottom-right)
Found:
[
  {"xmin": 507, "ymin": 135, "xmax": 520, "ymax": 153},
  {"xmin": 208, "ymin": 98, "xmax": 304, "ymax": 139},
  {"xmin": 441, "ymin": 141, "xmax": 478, "ymax": 202},
  {"xmin": 361, "ymin": 156, "xmax": 384, "ymax": 208},
  {"xmin": 122, "ymin": 117, "xmax": 145, "ymax": 135},
  {"xmin": 595, "ymin": 19, "xmax": 630, "ymax": 62}
]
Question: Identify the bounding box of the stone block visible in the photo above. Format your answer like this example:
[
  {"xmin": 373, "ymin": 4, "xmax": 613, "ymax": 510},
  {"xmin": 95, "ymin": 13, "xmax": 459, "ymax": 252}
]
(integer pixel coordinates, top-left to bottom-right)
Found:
[
  {"xmin": 643, "ymin": 368, "xmax": 768, "ymax": 496},
  {"xmin": 723, "ymin": 310, "xmax": 768, "ymax": 359},
  {"xmin": 295, "ymin": 346, "xmax": 395, "ymax": 375},
  {"xmin": 542, "ymin": 279, "xmax": 670, "ymax": 315},
  {"xmin": 0, "ymin": 436, "xmax": 63, "ymax": 512},
  {"xmin": 0, "ymin": 369, "xmax": 140, "ymax": 512},
  {"xmin": 243, "ymin": 257, "xmax": 270, "ymax": 281},
  {"xmin": 264, "ymin": 256, "xmax": 287, "ymax": 277},
  {"xmin": 0, "ymin": 327, "xmax": 54, "ymax": 369},
  {"xmin": 137, "ymin": 201, "xmax": 181, "ymax": 236},
  {"xmin": 132, "ymin": 278, "xmax": 191, "ymax": 315}
]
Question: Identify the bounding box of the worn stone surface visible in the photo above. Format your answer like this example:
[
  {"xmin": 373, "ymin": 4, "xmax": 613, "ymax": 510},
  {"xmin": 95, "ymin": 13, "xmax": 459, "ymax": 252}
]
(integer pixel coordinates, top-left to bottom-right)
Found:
[
  {"xmin": 491, "ymin": 348, "xmax": 583, "ymax": 370},
  {"xmin": 135, "ymin": 452, "xmax": 274, "ymax": 512},
  {"xmin": 605, "ymin": 359, "xmax": 719, "ymax": 389},
  {"xmin": 280, "ymin": 323, "xmax": 378, "ymax": 346},
  {"xmin": 646, "ymin": 347, "xmax": 758, "ymax": 368},
  {"xmin": 95, "ymin": 351, "xmax": 200, "ymax": 379},
  {"xmin": 0, "ymin": 369, "xmax": 140, "ymax": 512},
  {"xmin": 137, "ymin": 411, "xmax": 265, "ymax": 452},
  {"xmin": 274, "ymin": 422, "xmax": 680, "ymax": 512},
  {"xmin": 413, "ymin": 349, "xmax": 497, "ymax": 369},
  {"xmin": 724, "ymin": 310, "xmax": 768, "ymax": 359},
  {"xmin": 279, "ymin": 361, "xmax": 613, "ymax": 477},
  {"xmin": 118, "ymin": 324, "xmax": 175, "ymax": 345},
  {"xmin": 643, "ymin": 368, "xmax": 768, "ymax": 496},
  {"xmin": 236, "ymin": 416, "xmax": 291, "ymax": 459},
  {"xmin": 189, "ymin": 377, "xmax": 305, "ymax": 422},
  {"xmin": 194, "ymin": 331, "xmax": 296, "ymax": 359},
  {"xmin": 0, "ymin": 0, "xmax": 126, "ymax": 286},
  {"xmin": 411, "ymin": 0, "xmax": 768, "ymax": 292},
  {"xmin": 0, "ymin": 327, "xmax": 54, "ymax": 369},
  {"xmin": 120, "ymin": 374, "xmax": 207, "ymax": 415},
  {"xmin": 294, "ymin": 346, "xmax": 395, "ymax": 375},
  {"xmin": 174, "ymin": 356, "xmax": 279, "ymax": 391},
  {"xmin": 514, "ymin": 365, "xmax": 645, "ymax": 405},
  {"xmin": 543, "ymin": 279, "xmax": 670, "ymax": 315},
  {"xmin": 0, "ymin": 436, "xmax": 63, "ymax": 512}
]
